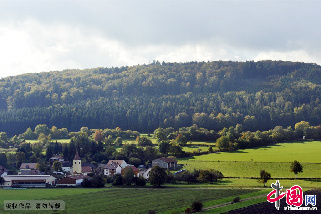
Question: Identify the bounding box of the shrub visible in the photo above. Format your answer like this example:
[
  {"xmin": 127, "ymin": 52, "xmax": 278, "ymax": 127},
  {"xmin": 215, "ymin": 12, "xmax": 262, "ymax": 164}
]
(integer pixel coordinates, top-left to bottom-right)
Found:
[
  {"xmin": 135, "ymin": 176, "xmax": 146, "ymax": 186},
  {"xmin": 232, "ymin": 196, "xmax": 241, "ymax": 203},
  {"xmin": 191, "ymin": 201, "xmax": 203, "ymax": 212},
  {"xmin": 112, "ymin": 174, "xmax": 123, "ymax": 186}
]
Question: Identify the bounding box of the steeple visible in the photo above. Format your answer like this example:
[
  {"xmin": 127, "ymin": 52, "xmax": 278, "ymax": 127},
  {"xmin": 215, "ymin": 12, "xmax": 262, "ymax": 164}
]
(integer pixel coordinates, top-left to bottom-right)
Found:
[
  {"xmin": 73, "ymin": 150, "xmax": 82, "ymax": 174},
  {"xmin": 74, "ymin": 150, "xmax": 81, "ymax": 160}
]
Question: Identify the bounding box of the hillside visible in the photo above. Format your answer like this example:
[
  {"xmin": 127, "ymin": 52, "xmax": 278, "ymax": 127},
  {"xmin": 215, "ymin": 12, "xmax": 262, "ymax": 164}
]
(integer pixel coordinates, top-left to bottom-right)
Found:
[{"xmin": 1, "ymin": 60, "xmax": 321, "ymax": 136}]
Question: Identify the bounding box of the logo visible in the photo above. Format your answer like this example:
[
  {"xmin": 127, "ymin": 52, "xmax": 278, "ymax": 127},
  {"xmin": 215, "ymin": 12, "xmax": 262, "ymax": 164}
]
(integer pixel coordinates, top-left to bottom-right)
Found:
[{"xmin": 267, "ymin": 180, "xmax": 317, "ymax": 211}]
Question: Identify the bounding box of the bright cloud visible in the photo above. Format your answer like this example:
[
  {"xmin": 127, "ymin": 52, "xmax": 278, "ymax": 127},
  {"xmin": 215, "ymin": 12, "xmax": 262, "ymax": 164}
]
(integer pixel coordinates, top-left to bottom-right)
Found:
[{"xmin": 0, "ymin": 1, "xmax": 320, "ymax": 78}]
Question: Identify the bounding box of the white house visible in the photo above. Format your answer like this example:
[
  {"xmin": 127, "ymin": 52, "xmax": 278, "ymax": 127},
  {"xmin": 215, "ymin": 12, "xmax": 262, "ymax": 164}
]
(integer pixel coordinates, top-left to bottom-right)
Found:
[
  {"xmin": 104, "ymin": 163, "xmax": 122, "ymax": 176},
  {"xmin": 62, "ymin": 161, "xmax": 72, "ymax": 173},
  {"xmin": 140, "ymin": 168, "xmax": 152, "ymax": 180},
  {"xmin": 104, "ymin": 160, "xmax": 128, "ymax": 176}
]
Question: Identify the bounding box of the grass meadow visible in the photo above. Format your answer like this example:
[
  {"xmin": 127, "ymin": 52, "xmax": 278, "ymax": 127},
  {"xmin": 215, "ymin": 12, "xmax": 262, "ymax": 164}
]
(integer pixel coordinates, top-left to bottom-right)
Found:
[{"xmin": 179, "ymin": 141, "xmax": 321, "ymax": 179}]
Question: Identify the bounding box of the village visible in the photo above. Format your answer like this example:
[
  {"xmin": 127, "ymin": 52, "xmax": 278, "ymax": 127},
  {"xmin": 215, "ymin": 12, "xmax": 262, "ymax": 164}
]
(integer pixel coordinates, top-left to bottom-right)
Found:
[{"xmin": 0, "ymin": 150, "xmax": 178, "ymax": 188}]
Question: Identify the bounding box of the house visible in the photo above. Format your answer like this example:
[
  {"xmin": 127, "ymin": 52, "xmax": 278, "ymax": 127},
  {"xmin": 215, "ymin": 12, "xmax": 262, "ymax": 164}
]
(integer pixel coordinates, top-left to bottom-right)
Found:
[
  {"xmin": 19, "ymin": 163, "xmax": 40, "ymax": 175},
  {"xmin": 104, "ymin": 160, "xmax": 128, "ymax": 176},
  {"xmin": 140, "ymin": 168, "xmax": 151, "ymax": 180},
  {"xmin": 67, "ymin": 174, "xmax": 89, "ymax": 186},
  {"xmin": 1, "ymin": 175, "xmax": 56, "ymax": 187},
  {"xmin": 81, "ymin": 166, "xmax": 92, "ymax": 176},
  {"xmin": 49, "ymin": 155, "xmax": 65, "ymax": 163},
  {"xmin": 104, "ymin": 163, "xmax": 122, "ymax": 176},
  {"xmin": 152, "ymin": 157, "xmax": 177, "ymax": 169},
  {"xmin": 107, "ymin": 160, "xmax": 128, "ymax": 169},
  {"xmin": 62, "ymin": 161, "xmax": 72, "ymax": 173},
  {"xmin": 0, "ymin": 165, "xmax": 8, "ymax": 177},
  {"xmin": 121, "ymin": 165, "xmax": 139, "ymax": 177}
]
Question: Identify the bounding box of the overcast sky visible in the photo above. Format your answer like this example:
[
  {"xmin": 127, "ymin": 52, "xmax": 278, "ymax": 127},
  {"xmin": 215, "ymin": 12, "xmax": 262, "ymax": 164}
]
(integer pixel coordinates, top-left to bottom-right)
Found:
[{"xmin": 0, "ymin": 0, "xmax": 320, "ymax": 78}]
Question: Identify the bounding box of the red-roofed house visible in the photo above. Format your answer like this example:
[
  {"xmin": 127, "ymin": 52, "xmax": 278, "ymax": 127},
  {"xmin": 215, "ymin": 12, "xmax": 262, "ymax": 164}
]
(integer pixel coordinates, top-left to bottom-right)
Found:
[{"xmin": 81, "ymin": 166, "xmax": 92, "ymax": 176}]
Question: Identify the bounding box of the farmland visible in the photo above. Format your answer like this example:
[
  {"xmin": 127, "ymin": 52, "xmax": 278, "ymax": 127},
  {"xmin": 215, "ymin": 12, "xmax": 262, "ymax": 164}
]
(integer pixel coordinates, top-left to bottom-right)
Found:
[
  {"xmin": 179, "ymin": 141, "xmax": 321, "ymax": 178},
  {"xmin": 0, "ymin": 188, "xmax": 260, "ymax": 214}
]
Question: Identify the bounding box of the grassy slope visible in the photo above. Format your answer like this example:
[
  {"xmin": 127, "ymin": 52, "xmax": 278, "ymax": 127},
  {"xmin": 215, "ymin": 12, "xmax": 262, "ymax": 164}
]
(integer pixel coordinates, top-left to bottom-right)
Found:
[{"xmin": 179, "ymin": 141, "xmax": 321, "ymax": 178}]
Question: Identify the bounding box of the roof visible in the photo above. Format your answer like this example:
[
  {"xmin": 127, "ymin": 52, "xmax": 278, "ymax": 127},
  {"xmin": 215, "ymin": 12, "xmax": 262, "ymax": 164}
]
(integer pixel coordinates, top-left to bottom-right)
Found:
[
  {"xmin": 82, "ymin": 166, "xmax": 92, "ymax": 173},
  {"xmin": 157, "ymin": 157, "xmax": 177, "ymax": 163},
  {"xmin": 50, "ymin": 155, "xmax": 64, "ymax": 160},
  {"xmin": 104, "ymin": 163, "xmax": 120, "ymax": 170},
  {"xmin": 107, "ymin": 160, "xmax": 125, "ymax": 166},
  {"xmin": 62, "ymin": 161, "xmax": 72, "ymax": 167},
  {"xmin": 74, "ymin": 150, "xmax": 81, "ymax": 160},
  {"xmin": 3, "ymin": 175, "xmax": 55, "ymax": 182},
  {"xmin": 20, "ymin": 163, "xmax": 37, "ymax": 170},
  {"xmin": 19, "ymin": 169, "xmax": 39, "ymax": 175},
  {"xmin": 58, "ymin": 177, "xmax": 76, "ymax": 184},
  {"xmin": 68, "ymin": 174, "xmax": 89, "ymax": 180}
]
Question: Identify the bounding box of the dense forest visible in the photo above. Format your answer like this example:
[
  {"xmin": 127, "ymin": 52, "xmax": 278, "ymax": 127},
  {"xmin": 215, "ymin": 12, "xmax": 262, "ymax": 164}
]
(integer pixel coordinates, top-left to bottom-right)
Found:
[{"xmin": 1, "ymin": 60, "xmax": 321, "ymax": 136}]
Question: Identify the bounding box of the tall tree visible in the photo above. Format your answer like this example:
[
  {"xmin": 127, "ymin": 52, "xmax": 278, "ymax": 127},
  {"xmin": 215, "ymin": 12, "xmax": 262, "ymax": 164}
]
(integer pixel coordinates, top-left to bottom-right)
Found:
[
  {"xmin": 258, "ymin": 169, "xmax": 271, "ymax": 187},
  {"xmin": 290, "ymin": 160, "xmax": 303, "ymax": 179},
  {"xmin": 149, "ymin": 166, "xmax": 167, "ymax": 187}
]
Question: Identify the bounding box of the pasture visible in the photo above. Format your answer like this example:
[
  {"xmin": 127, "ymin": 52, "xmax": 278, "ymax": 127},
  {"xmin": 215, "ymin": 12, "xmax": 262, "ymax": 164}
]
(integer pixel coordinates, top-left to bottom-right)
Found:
[
  {"xmin": 0, "ymin": 188, "xmax": 259, "ymax": 214},
  {"xmin": 179, "ymin": 141, "xmax": 321, "ymax": 178}
]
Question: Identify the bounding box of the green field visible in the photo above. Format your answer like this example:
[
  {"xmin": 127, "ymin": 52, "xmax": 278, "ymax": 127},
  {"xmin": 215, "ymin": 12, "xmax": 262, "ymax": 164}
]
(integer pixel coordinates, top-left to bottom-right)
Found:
[
  {"xmin": 179, "ymin": 141, "xmax": 321, "ymax": 178},
  {"xmin": 0, "ymin": 188, "xmax": 259, "ymax": 214},
  {"xmin": 182, "ymin": 146, "xmax": 211, "ymax": 153}
]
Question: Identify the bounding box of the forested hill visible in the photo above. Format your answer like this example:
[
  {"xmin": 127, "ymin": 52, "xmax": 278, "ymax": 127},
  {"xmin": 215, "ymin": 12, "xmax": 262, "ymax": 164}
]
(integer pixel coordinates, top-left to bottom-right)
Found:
[{"xmin": 1, "ymin": 60, "xmax": 321, "ymax": 136}]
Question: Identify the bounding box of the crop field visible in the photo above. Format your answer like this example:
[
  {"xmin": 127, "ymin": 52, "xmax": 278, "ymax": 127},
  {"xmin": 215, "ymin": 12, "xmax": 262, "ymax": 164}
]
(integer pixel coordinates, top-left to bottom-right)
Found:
[
  {"xmin": 0, "ymin": 188, "xmax": 258, "ymax": 214},
  {"xmin": 179, "ymin": 141, "xmax": 321, "ymax": 178}
]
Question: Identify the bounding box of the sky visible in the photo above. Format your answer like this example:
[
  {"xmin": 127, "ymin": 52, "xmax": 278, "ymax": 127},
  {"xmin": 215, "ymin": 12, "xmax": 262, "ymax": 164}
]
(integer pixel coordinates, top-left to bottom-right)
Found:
[{"xmin": 0, "ymin": 0, "xmax": 320, "ymax": 78}]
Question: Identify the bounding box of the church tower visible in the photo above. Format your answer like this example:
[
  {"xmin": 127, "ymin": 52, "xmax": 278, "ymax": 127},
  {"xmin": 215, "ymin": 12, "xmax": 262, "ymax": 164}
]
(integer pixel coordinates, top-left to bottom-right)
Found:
[{"xmin": 72, "ymin": 150, "xmax": 82, "ymax": 174}]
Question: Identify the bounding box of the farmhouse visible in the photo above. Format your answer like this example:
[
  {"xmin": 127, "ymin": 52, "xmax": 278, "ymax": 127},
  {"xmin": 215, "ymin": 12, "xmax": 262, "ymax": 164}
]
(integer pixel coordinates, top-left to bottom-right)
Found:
[
  {"xmin": 68, "ymin": 174, "xmax": 89, "ymax": 186},
  {"xmin": 0, "ymin": 165, "xmax": 8, "ymax": 177},
  {"xmin": 49, "ymin": 155, "xmax": 65, "ymax": 163},
  {"xmin": 152, "ymin": 157, "xmax": 177, "ymax": 169},
  {"xmin": 1, "ymin": 175, "xmax": 56, "ymax": 188},
  {"xmin": 104, "ymin": 163, "xmax": 122, "ymax": 176},
  {"xmin": 104, "ymin": 160, "xmax": 128, "ymax": 176},
  {"xmin": 81, "ymin": 166, "xmax": 92, "ymax": 176},
  {"xmin": 107, "ymin": 160, "xmax": 128, "ymax": 168},
  {"xmin": 19, "ymin": 163, "xmax": 40, "ymax": 175}
]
